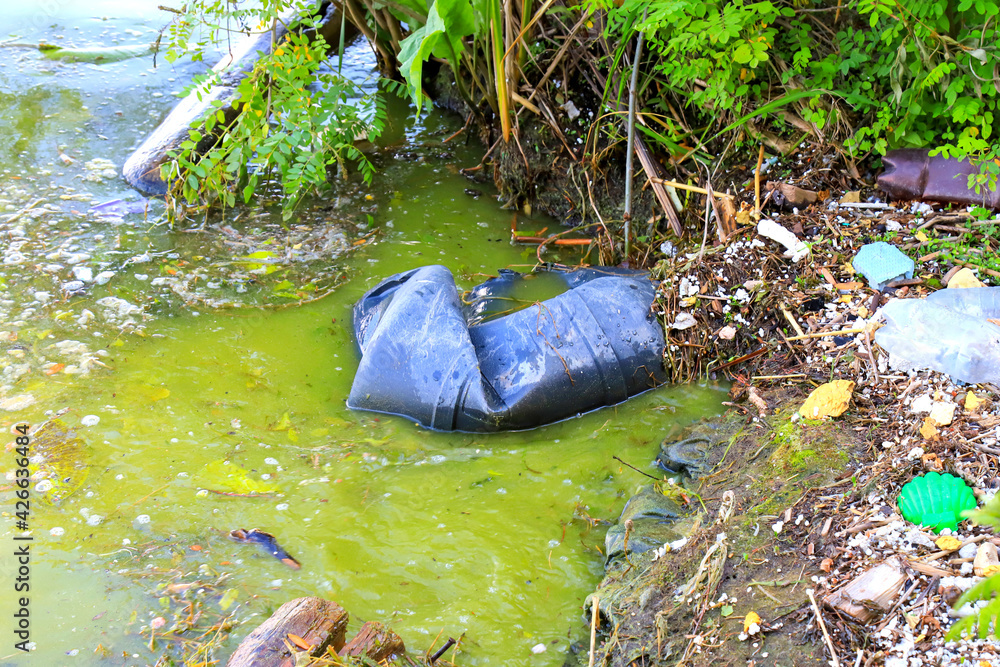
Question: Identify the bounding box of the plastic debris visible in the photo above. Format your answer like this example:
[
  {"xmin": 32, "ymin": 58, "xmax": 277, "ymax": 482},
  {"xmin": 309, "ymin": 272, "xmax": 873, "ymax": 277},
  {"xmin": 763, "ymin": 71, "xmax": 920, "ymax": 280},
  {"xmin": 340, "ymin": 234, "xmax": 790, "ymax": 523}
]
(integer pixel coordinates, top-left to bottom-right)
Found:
[
  {"xmin": 798, "ymin": 380, "xmax": 854, "ymax": 419},
  {"xmin": 851, "ymin": 241, "xmax": 914, "ymax": 291},
  {"xmin": 348, "ymin": 266, "xmax": 667, "ymax": 432},
  {"xmin": 878, "ymin": 148, "xmax": 1000, "ymax": 208},
  {"xmin": 896, "ymin": 472, "xmax": 977, "ymax": 533},
  {"xmin": 229, "ymin": 528, "xmax": 301, "ymax": 569},
  {"xmin": 875, "ymin": 287, "xmax": 1000, "ymax": 384},
  {"xmin": 756, "ymin": 219, "xmax": 809, "ymax": 262}
]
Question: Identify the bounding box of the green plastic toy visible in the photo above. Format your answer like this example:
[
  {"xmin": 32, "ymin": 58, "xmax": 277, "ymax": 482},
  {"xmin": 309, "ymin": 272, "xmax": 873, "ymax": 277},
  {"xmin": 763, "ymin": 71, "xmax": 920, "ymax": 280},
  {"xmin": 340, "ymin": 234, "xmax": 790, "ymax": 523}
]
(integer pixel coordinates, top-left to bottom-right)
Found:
[{"xmin": 897, "ymin": 472, "xmax": 977, "ymax": 533}]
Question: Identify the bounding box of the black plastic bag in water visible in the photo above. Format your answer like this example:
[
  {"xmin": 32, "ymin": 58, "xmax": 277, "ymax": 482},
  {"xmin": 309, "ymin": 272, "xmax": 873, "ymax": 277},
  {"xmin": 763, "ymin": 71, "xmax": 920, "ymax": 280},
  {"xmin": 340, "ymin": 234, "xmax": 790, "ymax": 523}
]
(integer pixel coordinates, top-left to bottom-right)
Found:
[{"xmin": 347, "ymin": 265, "xmax": 666, "ymax": 431}]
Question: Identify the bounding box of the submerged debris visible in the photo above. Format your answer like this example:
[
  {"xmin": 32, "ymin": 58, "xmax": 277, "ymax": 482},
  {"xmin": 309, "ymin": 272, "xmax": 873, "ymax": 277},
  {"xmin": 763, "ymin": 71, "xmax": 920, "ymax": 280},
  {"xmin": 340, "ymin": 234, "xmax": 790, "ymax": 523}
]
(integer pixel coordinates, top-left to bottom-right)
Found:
[{"xmin": 229, "ymin": 528, "xmax": 301, "ymax": 570}]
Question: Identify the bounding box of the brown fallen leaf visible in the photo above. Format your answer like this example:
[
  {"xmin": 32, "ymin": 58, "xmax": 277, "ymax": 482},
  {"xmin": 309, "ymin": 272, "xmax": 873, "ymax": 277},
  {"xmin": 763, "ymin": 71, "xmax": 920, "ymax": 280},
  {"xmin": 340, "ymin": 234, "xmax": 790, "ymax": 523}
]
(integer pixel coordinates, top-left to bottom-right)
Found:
[
  {"xmin": 767, "ymin": 181, "xmax": 819, "ymax": 208},
  {"xmin": 287, "ymin": 633, "xmax": 313, "ymax": 650}
]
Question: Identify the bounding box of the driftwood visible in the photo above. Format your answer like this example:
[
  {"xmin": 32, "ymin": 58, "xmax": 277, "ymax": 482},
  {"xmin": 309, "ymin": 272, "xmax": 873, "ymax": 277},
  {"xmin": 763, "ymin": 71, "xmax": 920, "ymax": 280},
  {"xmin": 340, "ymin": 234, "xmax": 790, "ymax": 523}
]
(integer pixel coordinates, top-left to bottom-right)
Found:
[
  {"xmin": 122, "ymin": 3, "xmax": 349, "ymax": 196},
  {"xmin": 226, "ymin": 597, "xmax": 349, "ymax": 667},
  {"xmin": 340, "ymin": 621, "xmax": 406, "ymax": 662}
]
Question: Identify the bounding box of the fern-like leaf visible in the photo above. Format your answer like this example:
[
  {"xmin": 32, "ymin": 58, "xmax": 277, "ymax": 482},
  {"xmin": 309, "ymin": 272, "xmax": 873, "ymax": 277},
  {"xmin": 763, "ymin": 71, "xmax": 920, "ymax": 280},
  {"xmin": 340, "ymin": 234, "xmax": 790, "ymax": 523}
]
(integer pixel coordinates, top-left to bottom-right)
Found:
[{"xmin": 946, "ymin": 574, "xmax": 1000, "ymax": 640}]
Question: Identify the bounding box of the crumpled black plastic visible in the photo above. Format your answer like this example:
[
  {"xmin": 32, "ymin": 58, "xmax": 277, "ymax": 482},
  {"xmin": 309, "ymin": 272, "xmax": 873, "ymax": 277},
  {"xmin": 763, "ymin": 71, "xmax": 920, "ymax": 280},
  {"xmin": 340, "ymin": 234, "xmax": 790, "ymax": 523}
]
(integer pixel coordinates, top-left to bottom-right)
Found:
[{"xmin": 347, "ymin": 265, "xmax": 667, "ymax": 432}]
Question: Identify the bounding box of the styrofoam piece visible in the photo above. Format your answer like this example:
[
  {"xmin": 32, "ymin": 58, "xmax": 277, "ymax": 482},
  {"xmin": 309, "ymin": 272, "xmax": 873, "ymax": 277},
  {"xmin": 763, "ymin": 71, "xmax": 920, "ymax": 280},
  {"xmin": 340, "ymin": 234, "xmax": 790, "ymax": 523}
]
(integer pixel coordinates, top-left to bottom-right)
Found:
[
  {"xmin": 757, "ymin": 219, "xmax": 809, "ymax": 262},
  {"xmin": 852, "ymin": 241, "xmax": 914, "ymax": 291}
]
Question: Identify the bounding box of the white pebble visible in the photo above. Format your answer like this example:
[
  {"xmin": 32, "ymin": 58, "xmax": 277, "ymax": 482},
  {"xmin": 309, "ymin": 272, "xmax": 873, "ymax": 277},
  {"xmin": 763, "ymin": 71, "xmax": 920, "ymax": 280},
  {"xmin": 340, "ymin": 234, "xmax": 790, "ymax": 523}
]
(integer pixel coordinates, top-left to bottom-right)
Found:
[{"xmin": 81, "ymin": 415, "xmax": 100, "ymax": 426}]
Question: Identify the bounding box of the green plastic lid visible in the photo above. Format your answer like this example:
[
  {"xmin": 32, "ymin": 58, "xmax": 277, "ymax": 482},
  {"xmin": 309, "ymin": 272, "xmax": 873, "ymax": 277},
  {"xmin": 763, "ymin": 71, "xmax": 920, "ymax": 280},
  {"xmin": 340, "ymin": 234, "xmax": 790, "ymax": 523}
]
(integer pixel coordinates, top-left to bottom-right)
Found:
[{"xmin": 897, "ymin": 472, "xmax": 977, "ymax": 533}]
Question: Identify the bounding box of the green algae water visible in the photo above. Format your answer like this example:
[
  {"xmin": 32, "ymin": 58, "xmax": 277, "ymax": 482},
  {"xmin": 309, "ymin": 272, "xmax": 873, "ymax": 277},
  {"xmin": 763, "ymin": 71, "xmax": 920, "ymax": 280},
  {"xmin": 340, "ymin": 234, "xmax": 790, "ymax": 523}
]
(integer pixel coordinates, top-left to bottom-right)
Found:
[{"xmin": 0, "ymin": 2, "xmax": 725, "ymax": 665}]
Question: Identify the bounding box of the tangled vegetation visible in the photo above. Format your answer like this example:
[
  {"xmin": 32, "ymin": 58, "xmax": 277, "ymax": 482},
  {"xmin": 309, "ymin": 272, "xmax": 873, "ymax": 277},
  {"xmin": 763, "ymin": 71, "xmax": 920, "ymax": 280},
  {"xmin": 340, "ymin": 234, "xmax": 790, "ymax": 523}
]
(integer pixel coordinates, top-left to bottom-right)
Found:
[{"xmin": 158, "ymin": 0, "xmax": 1000, "ymax": 224}]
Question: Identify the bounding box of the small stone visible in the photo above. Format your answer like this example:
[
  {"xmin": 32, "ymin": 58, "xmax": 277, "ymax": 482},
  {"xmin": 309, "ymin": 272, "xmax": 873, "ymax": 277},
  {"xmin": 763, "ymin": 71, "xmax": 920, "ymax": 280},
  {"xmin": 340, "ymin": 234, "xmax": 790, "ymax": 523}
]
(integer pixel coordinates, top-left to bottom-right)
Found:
[
  {"xmin": 910, "ymin": 393, "xmax": 934, "ymax": 414},
  {"xmin": 72, "ymin": 266, "xmax": 93, "ymax": 282},
  {"xmin": 561, "ymin": 100, "xmax": 580, "ymax": 120},
  {"xmin": 946, "ymin": 267, "xmax": 986, "ymax": 289},
  {"xmin": 531, "ymin": 643, "xmax": 546, "ymax": 654},
  {"xmin": 959, "ymin": 542, "xmax": 978, "ymax": 559},
  {"xmin": 718, "ymin": 325, "xmax": 736, "ymax": 340},
  {"xmin": 928, "ymin": 402, "xmax": 956, "ymax": 426},
  {"xmin": 974, "ymin": 542, "xmax": 1000, "ymax": 577},
  {"xmin": 670, "ymin": 312, "xmax": 697, "ymax": 330},
  {"xmin": 81, "ymin": 415, "xmax": 100, "ymax": 426}
]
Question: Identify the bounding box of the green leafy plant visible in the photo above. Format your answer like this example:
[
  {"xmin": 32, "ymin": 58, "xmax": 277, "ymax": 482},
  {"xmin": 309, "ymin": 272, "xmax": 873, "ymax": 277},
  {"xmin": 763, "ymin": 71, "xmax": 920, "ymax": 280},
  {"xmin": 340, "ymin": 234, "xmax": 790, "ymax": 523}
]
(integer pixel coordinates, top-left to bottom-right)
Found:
[
  {"xmin": 159, "ymin": 1, "xmax": 385, "ymax": 221},
  {"xmin": 597, "ymin": 0, "xmax": 1000, "ymax": 173},
  {"xmin": 946, "ymin": 494, "xmax": 1000, "ymax": 640}
]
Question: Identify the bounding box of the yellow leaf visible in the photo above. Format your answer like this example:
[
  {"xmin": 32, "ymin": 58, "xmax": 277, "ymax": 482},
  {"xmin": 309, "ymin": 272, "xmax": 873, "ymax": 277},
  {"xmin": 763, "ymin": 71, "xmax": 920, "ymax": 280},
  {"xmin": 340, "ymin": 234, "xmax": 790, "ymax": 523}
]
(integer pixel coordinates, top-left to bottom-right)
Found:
[
  {"xmin": 219, "ymin": 588, "xmax": 238, "ymax": 611},
  {"xmin": 935, "ymin": 535, "xmax": 962, "ymax": 551},
  {"xmin": 743, "ymin": 610, "xmax": 762, "ymax": 633},
  {"xmin": 915, "ymin": 230, "xmax": 929, "ymax": 243},
  {"xmin": 919, "ymin": 416, "xmax": 938, "ymax": 440},
  {"xmin": 287, "ymin": 633, "xmax": 312, "ymax": 650},
  {"xmin": 965, "ymin": 391, "xmax": 984, "ymax": 412},
  {"xmin": 799, "ymin": 380, "xmax": 854, "ymax": 419}
]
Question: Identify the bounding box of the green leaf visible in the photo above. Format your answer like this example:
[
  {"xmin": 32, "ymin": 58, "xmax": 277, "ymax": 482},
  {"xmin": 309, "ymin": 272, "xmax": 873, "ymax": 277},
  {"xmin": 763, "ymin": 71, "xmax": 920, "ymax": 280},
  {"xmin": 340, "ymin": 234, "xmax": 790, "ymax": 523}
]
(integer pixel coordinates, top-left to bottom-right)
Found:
[
  {"xmin": 732, "ymin": 43, "xmax": 753, "ymax": 64},
  {"xmin": 218, "ymin": 588, "xmax": 239, "ymax": 611}
]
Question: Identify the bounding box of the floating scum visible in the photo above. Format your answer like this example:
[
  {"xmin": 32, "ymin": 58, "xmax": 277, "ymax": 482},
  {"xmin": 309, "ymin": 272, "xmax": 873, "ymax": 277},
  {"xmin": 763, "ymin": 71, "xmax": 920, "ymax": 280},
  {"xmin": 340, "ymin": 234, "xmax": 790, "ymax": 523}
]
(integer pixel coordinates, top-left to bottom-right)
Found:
[{"xmin": 22, "ymin": 419, "xmax": 88, "ymax": 504}]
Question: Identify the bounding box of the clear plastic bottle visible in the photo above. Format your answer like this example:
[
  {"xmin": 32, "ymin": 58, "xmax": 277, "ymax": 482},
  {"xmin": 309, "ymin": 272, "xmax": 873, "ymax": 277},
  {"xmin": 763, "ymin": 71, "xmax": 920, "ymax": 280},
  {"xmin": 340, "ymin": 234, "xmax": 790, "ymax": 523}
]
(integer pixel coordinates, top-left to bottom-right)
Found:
[{"xmin": 875, "ymin": 287, "xmax": 1000, "ymax": 384}]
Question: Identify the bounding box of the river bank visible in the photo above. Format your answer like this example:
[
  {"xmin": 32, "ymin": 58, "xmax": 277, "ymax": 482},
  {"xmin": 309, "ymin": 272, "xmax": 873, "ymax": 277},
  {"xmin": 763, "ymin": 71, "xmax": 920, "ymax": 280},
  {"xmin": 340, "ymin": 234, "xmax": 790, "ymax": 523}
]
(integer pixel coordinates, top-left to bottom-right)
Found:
[{"xmin": 569, "ymin": 186, "xmax": 1000, "ymax": 666}]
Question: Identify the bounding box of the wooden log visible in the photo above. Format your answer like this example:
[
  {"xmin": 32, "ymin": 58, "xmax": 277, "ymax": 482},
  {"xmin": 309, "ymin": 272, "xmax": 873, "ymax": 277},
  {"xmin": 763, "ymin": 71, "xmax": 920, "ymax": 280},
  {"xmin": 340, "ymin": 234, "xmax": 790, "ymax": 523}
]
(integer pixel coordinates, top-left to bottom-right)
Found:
[
  {"xmin": 226, "ymin": 597, "xmax": 349, "ymax": 667},
  {"xmin": 340, "ymin": 621, "xmax": 406, "ymax": 663},
  {"xmin": 123, "ymin": 2, "xmax": 350, "ymax": 196}
]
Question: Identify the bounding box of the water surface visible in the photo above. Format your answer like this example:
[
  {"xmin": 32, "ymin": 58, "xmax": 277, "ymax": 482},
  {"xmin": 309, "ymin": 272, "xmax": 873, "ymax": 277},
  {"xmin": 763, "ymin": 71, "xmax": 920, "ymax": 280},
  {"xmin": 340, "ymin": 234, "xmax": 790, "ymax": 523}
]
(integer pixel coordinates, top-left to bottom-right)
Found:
[{"xmin": 0, "ymin": 3, "xmax": 725, "ymax": 665}]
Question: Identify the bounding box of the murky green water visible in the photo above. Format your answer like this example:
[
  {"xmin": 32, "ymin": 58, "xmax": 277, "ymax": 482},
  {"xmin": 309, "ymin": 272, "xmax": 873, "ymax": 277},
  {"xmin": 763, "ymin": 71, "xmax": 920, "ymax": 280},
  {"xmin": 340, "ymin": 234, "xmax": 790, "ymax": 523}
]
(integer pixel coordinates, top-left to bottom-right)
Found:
[{"xmin": 0, "ymin": 3, "xmax": 725, "ymax": 665}]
